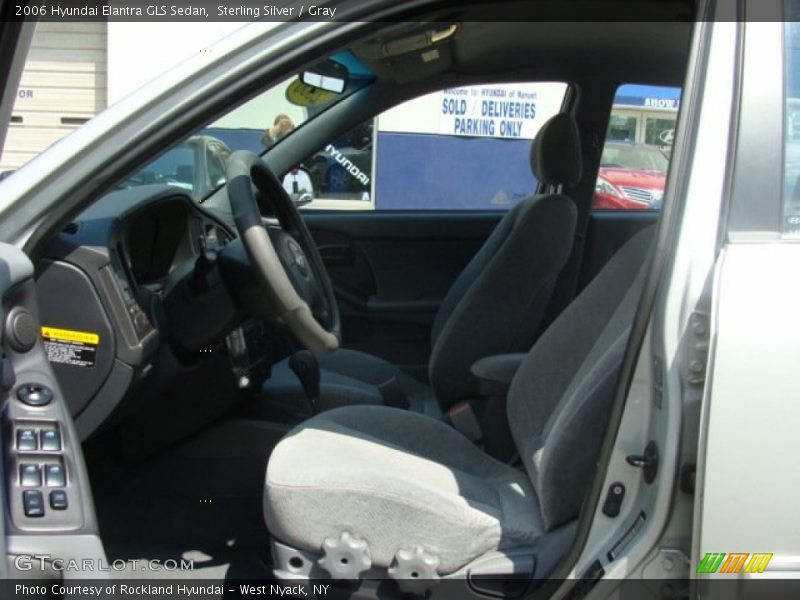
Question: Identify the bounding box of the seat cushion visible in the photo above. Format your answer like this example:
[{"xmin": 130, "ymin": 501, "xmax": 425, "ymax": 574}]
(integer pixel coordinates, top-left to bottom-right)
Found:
[
  {"xmin": 263, "ymin": 349, "xmax": 441, "ymax": 418},
  {"xmin": 264, "ymin": 405, "xmax": 544, "ymax": 574}
]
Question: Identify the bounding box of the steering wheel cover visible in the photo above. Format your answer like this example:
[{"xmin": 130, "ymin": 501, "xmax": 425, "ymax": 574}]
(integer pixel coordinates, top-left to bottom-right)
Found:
[{"xmin": 226, "ymin": 150, "xmax": 340, "ymax": 353}]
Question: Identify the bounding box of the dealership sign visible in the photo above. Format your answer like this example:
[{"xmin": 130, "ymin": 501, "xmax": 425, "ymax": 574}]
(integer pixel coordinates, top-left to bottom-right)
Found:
[
  {"xmin": 438, "ymin": 85, "xmax": 540, "ymax": 139},
  {"xmin": 613, "ymin": 83, "xmax": 682, "ymax": 110},
  {"xmin": 378, "ymin": 82, "xmax": 568, "ymax": 141}
]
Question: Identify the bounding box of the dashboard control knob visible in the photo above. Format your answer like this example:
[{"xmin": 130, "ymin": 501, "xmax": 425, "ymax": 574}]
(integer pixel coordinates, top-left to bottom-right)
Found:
[{"xmin": 17, "ymin": 383, "xmax": 54, "ymax": 407}]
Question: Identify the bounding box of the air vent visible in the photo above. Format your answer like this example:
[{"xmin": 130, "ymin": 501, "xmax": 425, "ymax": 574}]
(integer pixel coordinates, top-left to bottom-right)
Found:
[
  {"xmin": 62, "ymin": 222, "xmax": 79, "ymax": 235},
  {"xmin": 60, "ymin": 117, "xmax": 89, "ymax": 126}
]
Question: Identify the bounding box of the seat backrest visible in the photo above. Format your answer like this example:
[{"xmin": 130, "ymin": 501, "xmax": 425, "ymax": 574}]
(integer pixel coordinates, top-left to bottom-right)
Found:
[
  {"xmin": 507, "ymin": 225, "xmax": 655, "ymax": 530},
  {"xmin": 429, "ymin": 113, "xmax": 582, "ymax": 408}
]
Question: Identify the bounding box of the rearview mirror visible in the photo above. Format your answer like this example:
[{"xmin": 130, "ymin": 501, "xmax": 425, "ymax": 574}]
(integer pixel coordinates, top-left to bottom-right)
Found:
[{"xmin": 301, "ymin": 59, "xmax": 348, "ymax": 94}]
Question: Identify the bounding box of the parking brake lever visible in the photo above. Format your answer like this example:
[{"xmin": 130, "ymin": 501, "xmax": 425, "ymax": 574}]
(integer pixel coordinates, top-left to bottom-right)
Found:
[{"xmin": 288, "ymin": 350, "xmax": 320, "ymax": 414}]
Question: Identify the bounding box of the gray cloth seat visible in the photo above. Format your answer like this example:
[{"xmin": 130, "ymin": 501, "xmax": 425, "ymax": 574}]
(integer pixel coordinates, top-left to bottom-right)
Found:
[
  {"xmin": 265, "ymin": 405, "xmax": 543, "ymax": 574},
  {"xmin": 263, "ymin": 113, "xmax": 581, "ymax": 416},
  {"xmin": 264, "ymin": 226, "xmax": 655, "ymax": 576}
]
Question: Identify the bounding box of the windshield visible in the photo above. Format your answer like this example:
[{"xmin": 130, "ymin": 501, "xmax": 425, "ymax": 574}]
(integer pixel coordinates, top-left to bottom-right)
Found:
[
  {"xmin": 119, "ymin": 51, "xmax": 374, "ymax": 203},
  {"xmin": 600, "ymin": 144, "xmax": 669, "ymax": 172}
]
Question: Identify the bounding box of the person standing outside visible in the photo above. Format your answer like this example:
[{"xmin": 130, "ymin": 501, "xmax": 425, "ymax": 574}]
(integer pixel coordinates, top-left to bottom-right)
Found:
[{"xmin": 262, "ymin": 114, "xmax": 295, "ymax": 147}]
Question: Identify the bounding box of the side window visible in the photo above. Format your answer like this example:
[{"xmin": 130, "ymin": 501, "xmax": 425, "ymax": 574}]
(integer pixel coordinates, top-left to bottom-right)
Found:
[
  {"xmin": 784, "ymin": 19, "xmax": 800, "ymax": 234},
  {"xmin": 592, "ymin": 84, "xmax": 681, "ymax": 210},
  {"xmin": 299, "ymin": 82, "xmax": 568, "ymax": 210}
]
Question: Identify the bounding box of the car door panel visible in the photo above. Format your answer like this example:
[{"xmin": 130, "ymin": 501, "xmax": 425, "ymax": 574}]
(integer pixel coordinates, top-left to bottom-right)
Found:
[
  {"xmin": 305, "ymin": 209, "xmax": 658, "ymax": 377},
  {"xmin": 0, "ymin": 243, "xmax": 107, "ymax": 574},
  {"xmin": 303, "ymin": 211, "xmax": 503, "ymax": 376}
]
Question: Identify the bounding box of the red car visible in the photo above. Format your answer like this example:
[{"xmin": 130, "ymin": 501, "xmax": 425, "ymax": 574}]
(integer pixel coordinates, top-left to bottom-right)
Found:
[{"xmin": 593, "ymin": 142, "xmax": 669, "ymax": 209}]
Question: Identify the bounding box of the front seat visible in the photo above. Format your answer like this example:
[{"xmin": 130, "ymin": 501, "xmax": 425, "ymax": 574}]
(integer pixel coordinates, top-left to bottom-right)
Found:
[
  {"xmin": 264, "ymin": 225, "xmax": 654, "ymax": 585},
  {"xmin": 263, "ymin": 113, "xmax": 582, "ymax": 417}
]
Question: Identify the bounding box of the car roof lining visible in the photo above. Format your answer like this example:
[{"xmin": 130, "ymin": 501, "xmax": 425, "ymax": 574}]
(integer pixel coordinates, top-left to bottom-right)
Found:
[{"xmin": 349, "ymin": 5, "xmax": 693, "ymax": 89}]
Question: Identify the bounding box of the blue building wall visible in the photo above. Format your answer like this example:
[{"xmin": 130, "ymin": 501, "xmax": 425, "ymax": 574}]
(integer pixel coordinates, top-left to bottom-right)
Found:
[{"xmin": 374, "ymin": 132, "xmax": 535, "ymax": 210}]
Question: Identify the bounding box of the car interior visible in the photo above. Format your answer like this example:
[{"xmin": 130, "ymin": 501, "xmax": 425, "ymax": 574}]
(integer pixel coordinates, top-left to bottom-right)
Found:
[{"xmin": 2, "ymin": 4, "xmax": 695, "ymax": 596}]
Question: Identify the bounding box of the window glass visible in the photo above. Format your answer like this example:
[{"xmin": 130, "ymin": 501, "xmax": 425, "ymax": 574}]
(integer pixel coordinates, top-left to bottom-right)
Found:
[
  {"xmin": 592, "ymin": 83, "xmax": 681, "ymax": 210},
  {"xmin": 301, "ymin": 121, "xmax": 374, "ymax": 205},
  {"xmin": 205, "ymin": 144, "xmax": 227, "ymax": 188},
  {"xmin": 784, "ymin": 18, "xmax": 800, "ymax": 234},
  {"xmin": 116, "ymin": 51, "xmax": 374, "ymax": 203},
  {"xmin": 607, "ymin": 114, "xmax": 638, "ymax": 142},
  {"xmin": 645, "ymin": 117, "xmax": 676, "ymax": 147},
  {"xmin": 299, "ymin": 82, "xmax": 568, "ymax": 210}
]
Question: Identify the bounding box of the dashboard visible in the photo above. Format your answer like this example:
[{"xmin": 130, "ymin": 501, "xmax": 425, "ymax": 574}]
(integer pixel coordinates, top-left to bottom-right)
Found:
[
  {"xmin": 0, "ymin": 186, "xmax": 240, "ymax": 546},
  {"xmin": 117, "ymin": 195, "xmax": 231, "ymax": 288},
  {"xmin": 34, "ymin": 185, "xmax": 238, "ymax": 439}
]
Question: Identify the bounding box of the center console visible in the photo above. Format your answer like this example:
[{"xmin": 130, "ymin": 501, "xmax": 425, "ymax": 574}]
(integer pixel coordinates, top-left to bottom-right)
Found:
[{"xmin": 225, "ymin": 319, "xmax": 274, "ymax": 390}]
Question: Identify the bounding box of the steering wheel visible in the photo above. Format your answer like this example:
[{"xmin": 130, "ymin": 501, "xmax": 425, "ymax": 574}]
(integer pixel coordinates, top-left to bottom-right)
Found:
[{"xmin": 225, "ymin": 150, "xmax": 340, "ymax": 353}]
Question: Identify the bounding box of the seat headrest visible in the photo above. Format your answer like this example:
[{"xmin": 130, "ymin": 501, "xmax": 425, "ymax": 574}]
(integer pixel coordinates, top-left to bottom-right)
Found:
[{"xmin": 529, "ymin": 113, "xmax": 582, "ymax": 187}]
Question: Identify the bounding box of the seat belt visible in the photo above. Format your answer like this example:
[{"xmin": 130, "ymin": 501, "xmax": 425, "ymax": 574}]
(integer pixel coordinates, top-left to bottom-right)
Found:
[
  {"xmin": 376, "ymin": 376, "xmax": 410, "ymax": 409},
  {"xmin": 447, "ymin": 401, "xmax": 483, "ymax": 443}
]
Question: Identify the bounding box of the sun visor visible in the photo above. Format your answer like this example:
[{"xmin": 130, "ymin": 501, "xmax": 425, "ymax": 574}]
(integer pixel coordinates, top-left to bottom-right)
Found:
[{"xmin": 382, "ymin": 42, "xmax": 454, "ymax": 84}]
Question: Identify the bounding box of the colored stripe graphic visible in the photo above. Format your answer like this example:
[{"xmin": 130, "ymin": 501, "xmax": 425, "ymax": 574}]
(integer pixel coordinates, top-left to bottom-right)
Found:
[
  {"xmin": 697, "ymin": 552, "xmax": 773, "ymax": 574},
  {"xmin": 744, "ymin": 553, "xmax": 773, "ymax": 573},
  {"xmin": 697, "ymin": 553, "xmax": 726, "ymax": 573},
  {"xmin": 720, "ymin": 553, "xmax": 749, "ymax": 573}
]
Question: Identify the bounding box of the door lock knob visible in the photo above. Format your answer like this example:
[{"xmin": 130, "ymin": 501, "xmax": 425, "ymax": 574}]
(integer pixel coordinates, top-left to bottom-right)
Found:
[{"xmin": 626, "ymin": 440, "xmax": 659, "ymax": 484}]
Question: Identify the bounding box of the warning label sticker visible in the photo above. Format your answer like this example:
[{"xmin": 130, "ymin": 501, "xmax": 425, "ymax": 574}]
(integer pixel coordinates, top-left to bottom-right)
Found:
[{"xmin": 41, "ymin": 326, "xmax": 99, "ymax": 368}]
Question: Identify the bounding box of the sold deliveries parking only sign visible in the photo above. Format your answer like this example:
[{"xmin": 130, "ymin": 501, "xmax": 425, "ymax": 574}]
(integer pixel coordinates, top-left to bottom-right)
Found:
[
  {"xmin": 439, "ymin": 86, "xmax": 539, "ymax": 139},
  {"xmin": 378, "ymin": 82, "xmax": 567, "ymax": 141}
]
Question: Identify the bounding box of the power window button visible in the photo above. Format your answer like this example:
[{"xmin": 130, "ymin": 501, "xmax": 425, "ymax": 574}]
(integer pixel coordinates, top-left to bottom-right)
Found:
[
  {"xmin": 17, "ymin": 429, "xmax": 38, "ymax": 451},
  {"xmin": 23, "ymin": 490, "xmax": 45, "ymax": 517},
  {"xmin": 44, "ymin": 464, "xmax": 66, "ymax": 487},
  {"xmin": 40, "ymin": 428, "xmax": 61, "ymax": 451},
  {"xmin": 20, "ymin": 464, "xmax": 42, "ymax": 487},
  {"xmin": 49, "ymin": 490, "xmax": 68, "ymax": 510}
]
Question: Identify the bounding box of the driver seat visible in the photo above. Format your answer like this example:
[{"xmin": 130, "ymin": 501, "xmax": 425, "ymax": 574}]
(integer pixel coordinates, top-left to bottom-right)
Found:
[
  {"xmin": 262, "ymin": 113, "xmax": 582, "ymax": 417},
  {"xmin": 264, "ymin": 225, "xmax": 654, "ymax": 584}
]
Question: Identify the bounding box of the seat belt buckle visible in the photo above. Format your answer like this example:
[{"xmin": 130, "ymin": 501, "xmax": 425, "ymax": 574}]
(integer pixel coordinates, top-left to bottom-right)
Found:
[
  {"xmin": 447, "ymin": 401, "xmax": 483, "ymax": 443},
  {"xmin": 376, "ymin": 376, "xmax": 410, "ymax": 409}
]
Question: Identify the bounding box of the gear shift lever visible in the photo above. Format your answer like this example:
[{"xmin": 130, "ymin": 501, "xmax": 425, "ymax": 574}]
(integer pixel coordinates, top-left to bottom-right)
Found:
[{"xmin": 288, "ymin": 350, "xmax": 320, "ymax": 414}]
